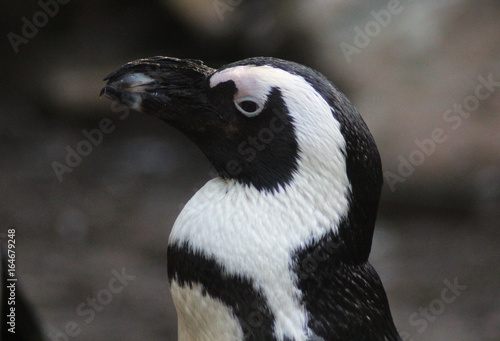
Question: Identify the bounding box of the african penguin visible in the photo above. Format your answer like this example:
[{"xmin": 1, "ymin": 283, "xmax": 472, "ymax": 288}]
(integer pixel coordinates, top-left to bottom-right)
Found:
[{"xmin": 101, "ymin": 56, "xmax": 401, "ymax": 341}]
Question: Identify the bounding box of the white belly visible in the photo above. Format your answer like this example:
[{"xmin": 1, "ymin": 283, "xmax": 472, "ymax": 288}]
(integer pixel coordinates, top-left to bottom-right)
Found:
[{"xmin": 171, "ymin": 281, "xmax": 244, "ymax": 341}]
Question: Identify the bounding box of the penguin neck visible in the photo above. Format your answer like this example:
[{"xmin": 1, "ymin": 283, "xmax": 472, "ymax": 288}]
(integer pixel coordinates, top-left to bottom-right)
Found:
[{"xmin": 170, "ymin": 145, "xmax": 352, "ymax": 257}]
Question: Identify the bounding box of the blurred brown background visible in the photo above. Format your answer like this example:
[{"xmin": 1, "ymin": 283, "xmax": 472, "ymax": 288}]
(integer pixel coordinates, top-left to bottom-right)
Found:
[{"xmin": 1, "ymin": 0, "xmax": 499, "ymax": 340}]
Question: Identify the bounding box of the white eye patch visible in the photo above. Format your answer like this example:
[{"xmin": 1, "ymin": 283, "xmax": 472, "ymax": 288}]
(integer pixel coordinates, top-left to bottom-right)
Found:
[{"xmin": 210, "ymin": 66, "xmax": 276, "ymax": 118}]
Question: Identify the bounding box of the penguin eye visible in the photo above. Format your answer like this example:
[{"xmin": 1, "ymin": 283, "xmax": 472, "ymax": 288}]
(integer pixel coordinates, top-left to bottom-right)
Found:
[{"xmin": 234, "ymin": 97, "xmax": 263, "ymax": 117}]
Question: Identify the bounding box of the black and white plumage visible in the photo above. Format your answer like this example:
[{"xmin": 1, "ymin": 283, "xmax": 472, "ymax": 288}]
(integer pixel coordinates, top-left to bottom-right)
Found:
[{"xmin": 101, "ymin": 56, "xmax": 401, "ymax": 341}]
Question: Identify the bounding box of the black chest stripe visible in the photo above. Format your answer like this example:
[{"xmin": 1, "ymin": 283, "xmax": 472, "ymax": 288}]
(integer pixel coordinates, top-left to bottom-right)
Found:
[{"xmin": 167, "ymin": 243, "xmax": 279, "ymax": 341}]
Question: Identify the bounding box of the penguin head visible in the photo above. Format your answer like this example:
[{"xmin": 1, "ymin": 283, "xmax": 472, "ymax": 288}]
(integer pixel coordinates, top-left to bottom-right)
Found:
[{"xmin": 102, "ymin": 56, "xmax": 382, "ymax": 259}]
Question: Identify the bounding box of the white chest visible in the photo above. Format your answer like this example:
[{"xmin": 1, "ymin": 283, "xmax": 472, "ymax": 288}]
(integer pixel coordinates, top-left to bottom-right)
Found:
[{"xmin": 168, "ymin": 169, "xmax": 350, "ymax": 340}]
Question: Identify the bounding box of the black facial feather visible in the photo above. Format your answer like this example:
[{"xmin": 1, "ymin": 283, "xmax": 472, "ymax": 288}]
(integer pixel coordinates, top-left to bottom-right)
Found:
[{"xmin": 198, "ymin": 79, "xmax": 299, "ymax": 192}]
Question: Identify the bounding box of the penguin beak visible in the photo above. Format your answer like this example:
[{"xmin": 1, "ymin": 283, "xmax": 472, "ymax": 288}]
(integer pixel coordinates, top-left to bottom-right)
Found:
[{"xmin": 100, "ymin": 56, "xmax": 215, "ymax": 126}]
